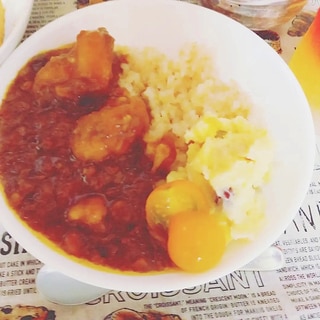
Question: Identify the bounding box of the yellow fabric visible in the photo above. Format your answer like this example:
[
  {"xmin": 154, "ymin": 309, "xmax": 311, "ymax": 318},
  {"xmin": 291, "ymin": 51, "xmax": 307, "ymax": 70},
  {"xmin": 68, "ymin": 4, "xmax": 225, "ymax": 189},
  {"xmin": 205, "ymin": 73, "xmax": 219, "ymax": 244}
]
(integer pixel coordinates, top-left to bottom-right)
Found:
[{"xmin": 290, "ymin": 10, "xmax": 320, "ymax": 109}]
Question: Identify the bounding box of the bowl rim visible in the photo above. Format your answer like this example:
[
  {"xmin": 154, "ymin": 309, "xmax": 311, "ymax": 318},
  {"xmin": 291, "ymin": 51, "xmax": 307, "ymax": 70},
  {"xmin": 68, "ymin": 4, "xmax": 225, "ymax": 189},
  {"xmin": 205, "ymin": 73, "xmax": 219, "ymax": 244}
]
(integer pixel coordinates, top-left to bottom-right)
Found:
[{"xmin": 0, "ymin": 0, "xmax": 34, "ymax": 65}]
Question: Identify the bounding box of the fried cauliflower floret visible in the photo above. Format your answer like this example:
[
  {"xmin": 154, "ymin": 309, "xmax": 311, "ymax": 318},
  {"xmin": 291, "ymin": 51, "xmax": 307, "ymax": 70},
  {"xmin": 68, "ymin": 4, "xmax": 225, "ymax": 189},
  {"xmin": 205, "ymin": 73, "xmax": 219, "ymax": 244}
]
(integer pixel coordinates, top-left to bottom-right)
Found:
[
  {"xmin": 67, "ymin": 195, "xmax": 107, "ymax": 232},
  {"xmin": 33, "ymin": 28, "xmax": 114, "ymax": 99},
  {"xmin": 71, "ymin": 96, "xmax": 150, "ymax": 161}
]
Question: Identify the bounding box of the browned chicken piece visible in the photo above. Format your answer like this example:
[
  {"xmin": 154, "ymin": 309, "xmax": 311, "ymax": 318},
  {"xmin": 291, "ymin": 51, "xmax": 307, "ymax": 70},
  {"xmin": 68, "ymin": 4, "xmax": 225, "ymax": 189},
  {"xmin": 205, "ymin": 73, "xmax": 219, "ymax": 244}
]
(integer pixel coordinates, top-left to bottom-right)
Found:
[
  {"xmin": 67, "ymin": 195, "xmax": 107, "ymax": 233},
  {"xmin": 33, "ymin": 28, "xmax": 114, "ymax": 99},
  {"xmin": 71, "ymin": 96, "xmax": 150, "ymax": 161}
]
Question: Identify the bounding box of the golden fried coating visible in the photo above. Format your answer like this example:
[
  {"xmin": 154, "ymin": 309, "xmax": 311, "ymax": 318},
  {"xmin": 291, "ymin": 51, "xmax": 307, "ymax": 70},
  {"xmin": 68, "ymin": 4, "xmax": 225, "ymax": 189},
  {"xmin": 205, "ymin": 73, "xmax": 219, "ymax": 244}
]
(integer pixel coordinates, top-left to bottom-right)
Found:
[
  {"xmin": 33, "ymin": 28, "xmax": 114, "ymax": 99},
  {"xmin": 67, "ymin": 195, "xmax": 108, "ymax": 233},
  {"xmin": 71, "ymin": 96, "xmax": 150, "ymax": 161}
]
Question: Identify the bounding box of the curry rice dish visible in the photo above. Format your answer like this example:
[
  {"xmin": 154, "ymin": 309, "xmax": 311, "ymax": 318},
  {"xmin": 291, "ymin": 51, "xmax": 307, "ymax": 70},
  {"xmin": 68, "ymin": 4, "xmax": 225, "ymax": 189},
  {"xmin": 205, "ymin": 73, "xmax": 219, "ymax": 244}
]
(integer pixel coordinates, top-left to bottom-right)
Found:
[{"xmin": 0, "ymin": 28, "xmax": 273, "ymax": 273}]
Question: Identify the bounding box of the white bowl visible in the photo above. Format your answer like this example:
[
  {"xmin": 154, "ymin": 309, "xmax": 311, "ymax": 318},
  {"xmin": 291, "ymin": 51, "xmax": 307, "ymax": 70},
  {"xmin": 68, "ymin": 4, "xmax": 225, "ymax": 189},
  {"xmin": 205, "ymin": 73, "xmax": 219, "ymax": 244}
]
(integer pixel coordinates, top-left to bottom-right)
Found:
[
  {"xmin": 0, "ymin": 0, "xmax": 34, "ymax": 65},
  {"xmin": 0, "ymin": 0, "xmax": 315, "ymax": 293}
]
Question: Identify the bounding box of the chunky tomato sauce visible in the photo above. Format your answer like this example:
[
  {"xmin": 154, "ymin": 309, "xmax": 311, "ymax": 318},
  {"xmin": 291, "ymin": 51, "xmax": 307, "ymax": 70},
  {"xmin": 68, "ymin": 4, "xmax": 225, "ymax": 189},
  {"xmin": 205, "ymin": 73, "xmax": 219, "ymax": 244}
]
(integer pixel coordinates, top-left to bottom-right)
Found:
[{"xmin": 0, "ymin": 48, "xmax": 174, "ymax": 272}]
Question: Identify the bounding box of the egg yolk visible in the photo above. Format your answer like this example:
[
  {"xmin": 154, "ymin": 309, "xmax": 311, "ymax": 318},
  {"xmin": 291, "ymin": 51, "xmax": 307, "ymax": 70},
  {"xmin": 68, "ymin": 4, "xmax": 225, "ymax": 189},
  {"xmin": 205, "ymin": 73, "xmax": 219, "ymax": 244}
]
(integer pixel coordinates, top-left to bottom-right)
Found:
[
  {"xmin": 145, "ymin": 180, "xmax": 210, "ymax": 228},
  {"xmin": 168, "ymin": 210, "xmax": 228, "ymax": 273},
  {"xmin": 145, "ymin": 180, "xmax": 210, "ymax": 244}
]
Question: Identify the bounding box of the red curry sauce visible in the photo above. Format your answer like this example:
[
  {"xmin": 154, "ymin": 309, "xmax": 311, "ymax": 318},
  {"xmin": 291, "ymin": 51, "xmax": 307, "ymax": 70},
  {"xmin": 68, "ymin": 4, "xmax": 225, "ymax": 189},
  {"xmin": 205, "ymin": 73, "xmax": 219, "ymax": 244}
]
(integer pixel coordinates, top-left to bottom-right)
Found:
[{"xmin": 0, "ymin": 48, "xmax": 174, "ymax": 272}]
